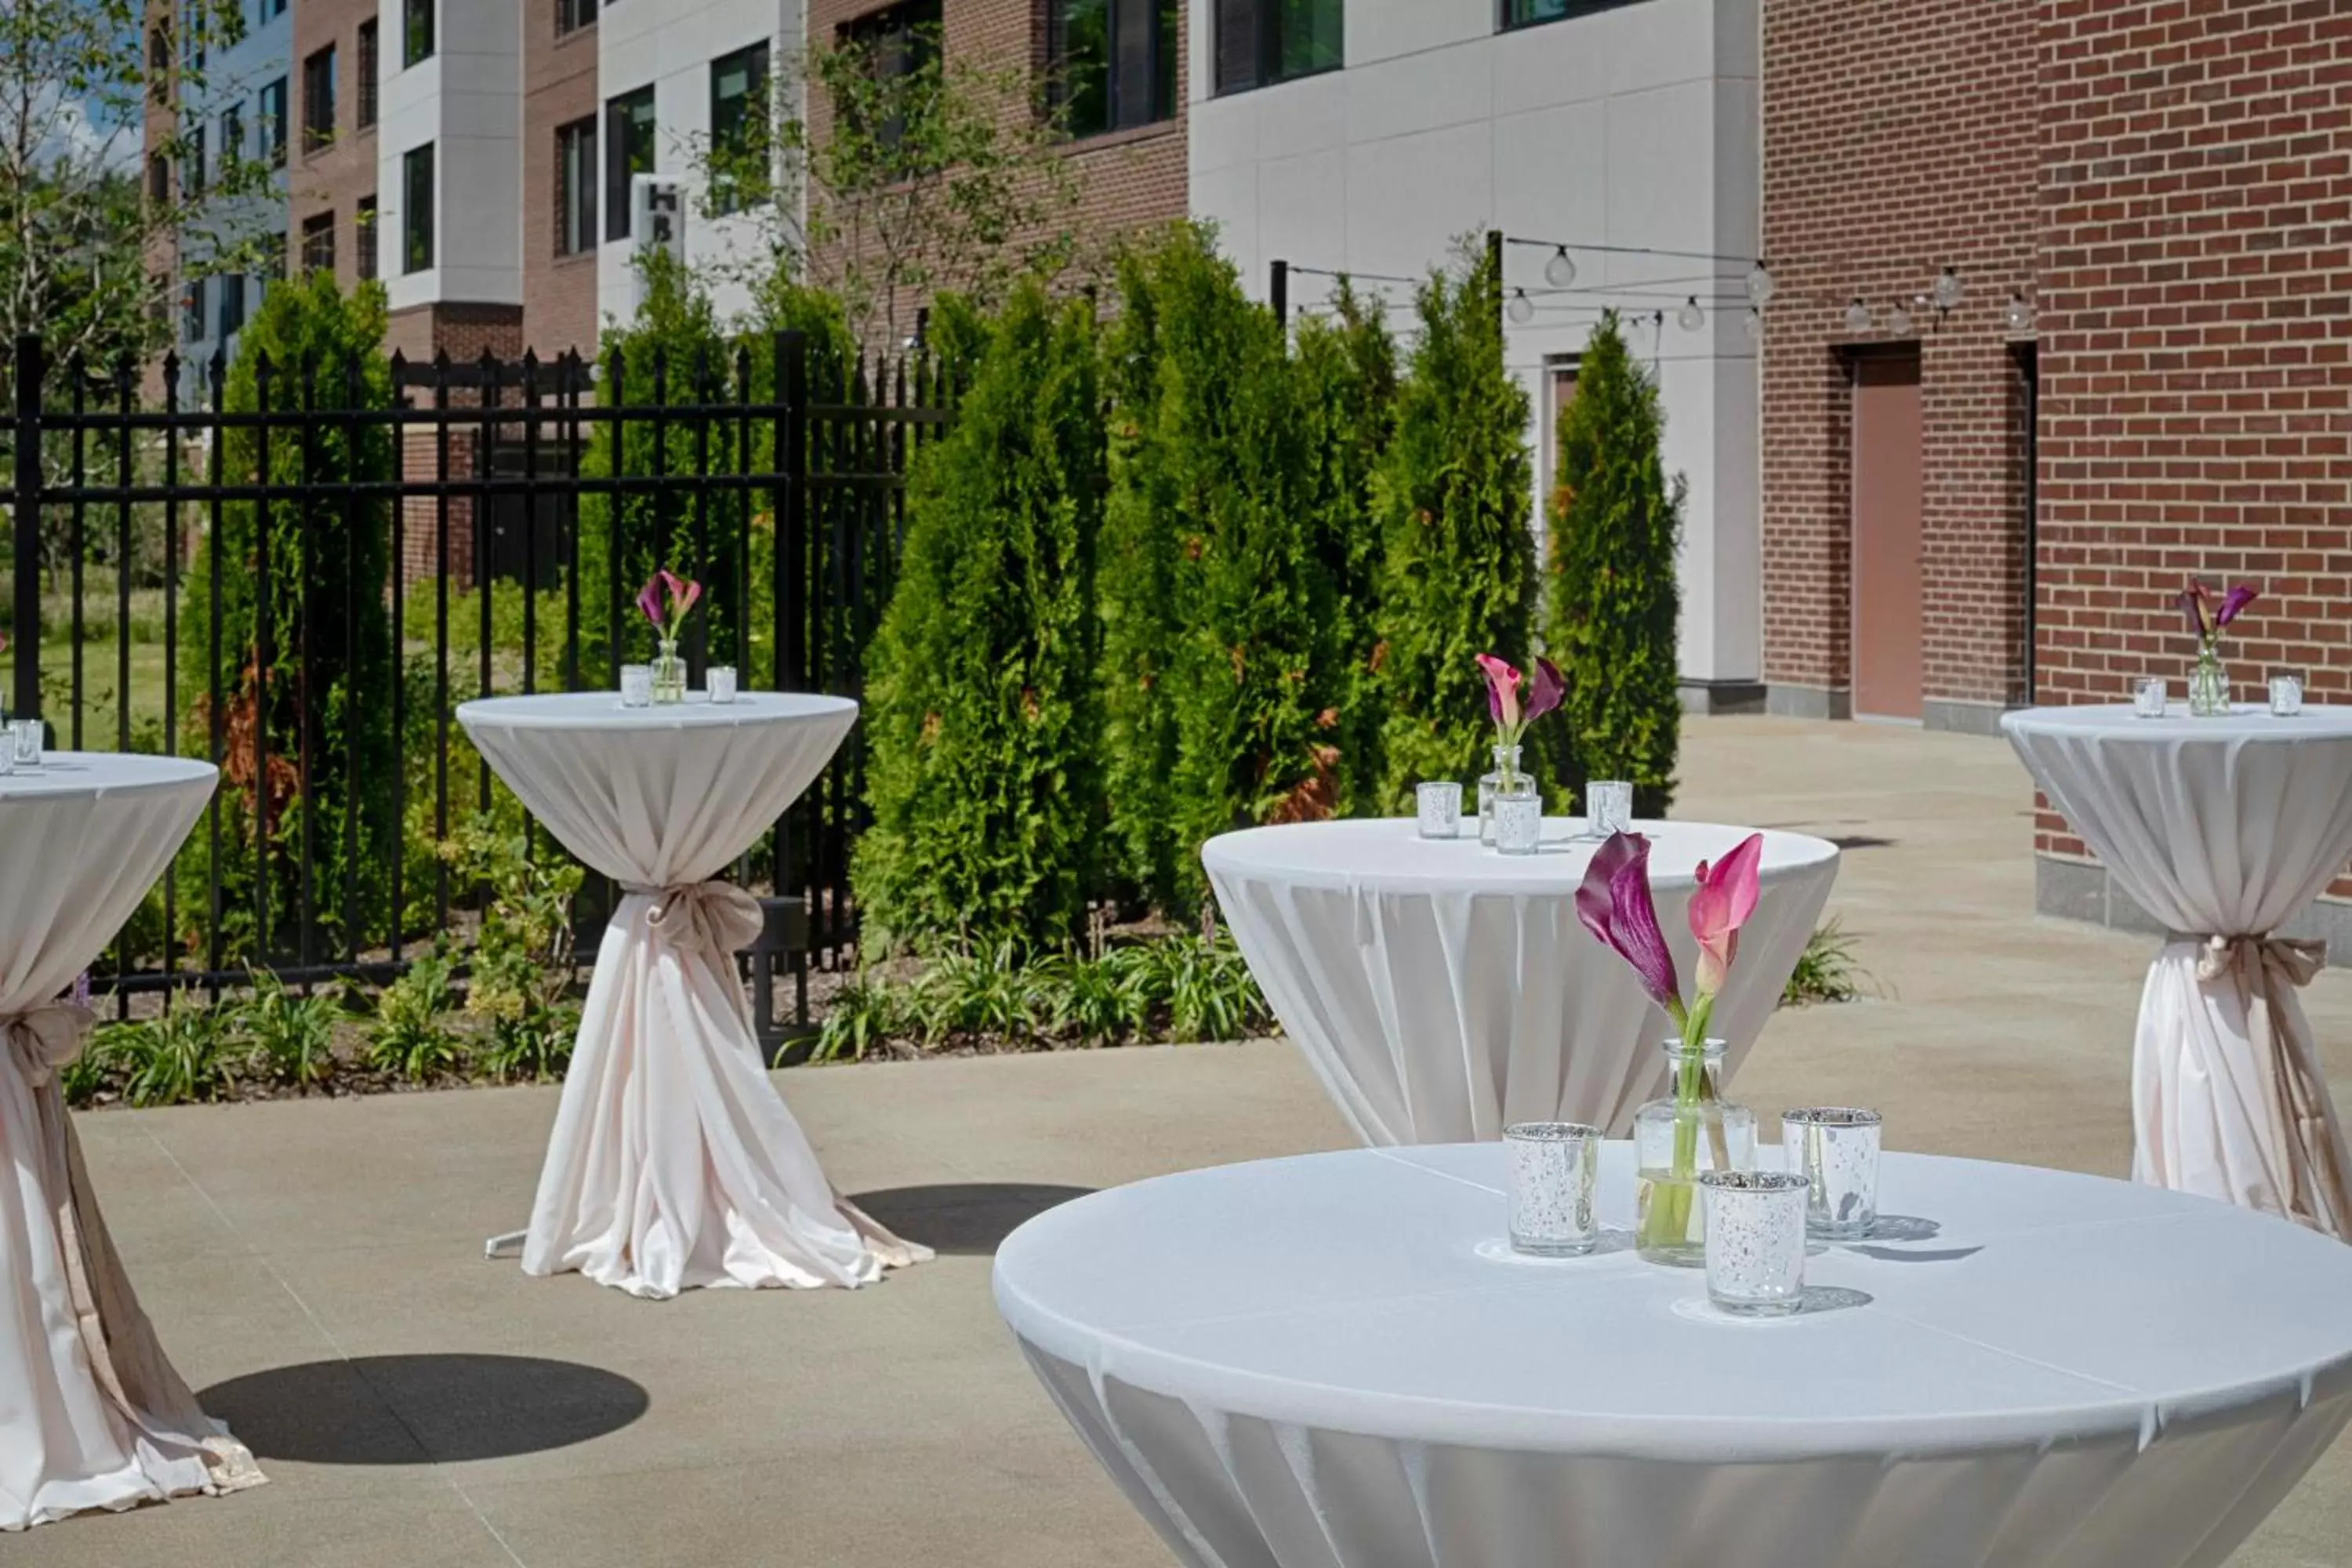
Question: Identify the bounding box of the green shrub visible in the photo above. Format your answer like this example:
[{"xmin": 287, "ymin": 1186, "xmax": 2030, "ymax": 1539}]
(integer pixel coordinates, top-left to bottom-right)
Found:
[
  {"xmin": 814, "ymin": 972, "xmax": 909, "ymax": 1063},
  {"xmin": 1782, "ymin": 919, "xmax": 1866, "ymax": 1007},
  {"xmin": 852, "ymin": 283, "xmax": 1106, "ymax": 953},
  {"xmin": 367, "ymin": 951, "xmax": 466, "ymax": 1081},
  {"xmin": 440, "ymin": 814, "xmax": 584, "ymax": 1083},
  {"xmin": 239, "ymin": 969, "xmax": 341, "ymax": 1089},
  {"xmin": 107, "ymin": 992, "xmax": 240, "ymax": 1107},
  {"xmin": 1541, "ymin": 310, "xmax": 1683, "ymax": 815},
  {"xmin": 1371, "ymin": 239, "xmax": 1536, "ymax": 809}
]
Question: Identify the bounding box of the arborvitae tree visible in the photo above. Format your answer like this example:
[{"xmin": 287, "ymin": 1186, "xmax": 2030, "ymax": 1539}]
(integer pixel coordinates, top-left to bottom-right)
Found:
[
  {"xmin": 1370, "ymin": 240, "xmax": 1535, "ymax": 808},
  {"xmin": 852, "ymin": 281, "xmax": 1105, "ymax": 953},
  {"xmin": 1542, "ymin": 311, "xmax": 1683, "ymax": 815},
  {"xmin": 173, "ymin": 272, "xmax": 398, "ymax": 963}
]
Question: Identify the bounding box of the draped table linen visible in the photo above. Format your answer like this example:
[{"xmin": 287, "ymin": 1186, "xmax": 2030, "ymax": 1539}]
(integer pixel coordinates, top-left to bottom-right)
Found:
[
  {"xmin": 0, "ymin": 754, "xmax": 263, "ymax": 1530},
  {"xmin": 457, "ymin": 692, "xmax": 928, "ymax": 1298},
  {"xmin": 1203, "ymin": 819, "xmax": 1840, "ymax": 1142},
  {"xmin": 996, "ymin": 1141, "xmax": 2352, "ymax": 1568},
  {"xmin": 2003, "ymin": 704, "xmax": 2352, "ymax": 1235}
]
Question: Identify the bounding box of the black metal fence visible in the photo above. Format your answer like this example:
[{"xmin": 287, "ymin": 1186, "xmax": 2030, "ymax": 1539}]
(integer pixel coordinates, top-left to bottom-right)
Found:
[{"xmin": 0, "ymin": 330, "xmax": 953, "ymax": 1009}]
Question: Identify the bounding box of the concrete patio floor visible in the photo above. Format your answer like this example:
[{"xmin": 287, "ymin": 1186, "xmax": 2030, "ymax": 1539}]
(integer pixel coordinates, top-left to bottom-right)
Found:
[{"xmin": 24, "ymin": 715, "xmax": 2352, "ymax": 1567}]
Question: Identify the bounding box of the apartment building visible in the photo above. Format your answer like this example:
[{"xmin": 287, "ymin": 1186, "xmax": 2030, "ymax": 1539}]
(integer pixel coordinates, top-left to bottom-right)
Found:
[
  {"xmin": 289, "ymin": 0, "xmax": 383, "ymax": 303},
  {"xmin": 1189, "ymin": 0, "xmax": 1766, "ymax": 711}
]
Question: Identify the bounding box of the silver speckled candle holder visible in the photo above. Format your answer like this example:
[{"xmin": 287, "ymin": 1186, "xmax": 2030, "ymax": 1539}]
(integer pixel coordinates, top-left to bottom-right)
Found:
[
  {"xmin": 1782, "ymin": 1106, "xmax": 1882, "ymax": 1240},
  {"xmin": 1697, "ymin": 1170, "xmax": 1809, "ymax": 1317},
  {"xmin": 1504, "ymin": 1122, "xmax": 1601, "ymax": 1256},
  {"xmin": 1416, "ymin": 780, "xmax": 1463, "ymax": 839}
]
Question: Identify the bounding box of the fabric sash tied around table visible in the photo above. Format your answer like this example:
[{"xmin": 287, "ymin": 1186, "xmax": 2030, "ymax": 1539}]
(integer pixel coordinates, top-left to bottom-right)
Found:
[{"xmin": 636, "ymin": 878, "xmax": 767, "ymax": 956}]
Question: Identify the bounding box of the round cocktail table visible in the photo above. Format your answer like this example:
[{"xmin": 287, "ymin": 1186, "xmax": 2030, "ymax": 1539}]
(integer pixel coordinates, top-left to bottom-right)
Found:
[
  {"xmin": 1203, "ymin": 819, "xmax": 1840, "ymax": 1142},
  {"xmin": 996, "ymin": 1142, "xmax": 2352, "ymax": 1568}
]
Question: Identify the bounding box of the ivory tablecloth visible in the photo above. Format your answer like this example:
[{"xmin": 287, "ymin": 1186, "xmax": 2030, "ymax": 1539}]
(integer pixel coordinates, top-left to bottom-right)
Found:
[
  {"xmin": 2005, "ymin": 703, "xmax": 2352, "ymax": 1235},
  {"xmin": 459, "ymin": 692, "xmax": 927, "ymax": 1298},
  {"xmin": 1203, "ymin": 819, "xmax": 1840, "ymax": 1142},
  {"xmin": 0, "ymin": 754, "xmax": 263, "ymax": 1530},
  {"xmin": 997, "ymin": 1141, "xmax": 2352, "ymax": 1568}
]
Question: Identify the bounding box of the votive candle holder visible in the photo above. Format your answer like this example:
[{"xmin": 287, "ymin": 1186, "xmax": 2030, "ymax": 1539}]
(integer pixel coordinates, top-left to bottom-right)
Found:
[
  {"xmin": 1782, "ymin": 1106, "xmax": 1882, "ymax": 1240},
  {"xmin": 2270, "ymin": 672, "xmax": 2304, "ymax": 718},
  {"xmin": 11, "ymin": 719, "xmax": 45, "ymax": 769},
  {"xmin": 1504, "ymin": 1121, "xmax": 1602, "ymax": 1256},
  {"xmin": 1698, "ymin": 1170, "xmax": 1810, "ymax": 1318},
  {"xmin": 707, "ymin": 665, "xmax": 739, "ymax": 705},
  {"xmin": 1587, "ymin": 779, "xmax": 1633, "ymax": 837},
  {"xmin": 2133, "ymin": 676, "xmax": 2168, "ymax": 718},
  {"xmin": 1491, "ymin": 778, "xmax": 1542, "ymax": 856},
  {"xmin": 1416, "ymin": 780, "xmax": 1462, "ymax": 840},
  {"xmin": 619, "ymin": 664, "xmax": 655, "ymax": 708}
]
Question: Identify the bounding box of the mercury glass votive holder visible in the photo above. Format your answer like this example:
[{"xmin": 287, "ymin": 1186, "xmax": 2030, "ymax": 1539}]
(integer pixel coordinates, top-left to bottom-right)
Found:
[
  {"xmin": 1491, "ymin": 776, "xmax": 1542, "ymax": 856},
  {"xmin": 619, "ymin": 664, "xmax": 655, "ymax": 708},
  {"xmin": 1587, "ymin": 779, "xmax": 1634, "ymax": 837},
  {"xmin": 2133, "ymin": 676, "xmax": 2168, "ymax": 718},
  {"xmin": 1782, "ymin": 1106, "xmax": 1882, "ymax": 1240},
  {"xmin": 2270, "ymin": 672, "xmax": 2304, "ymax": 718},
  {"xmin": 707, "ymin": 665, "xmax": 739, "ymax": 705},
  {"xmin": 1698, "ymin": 1170, "xmax": 1810, "ymax": 1318},
  {"xmin": 1504, "ymin": 1121, "xmax": 1602, "ymax": 1256},
  {"xmin": 1415, "ymin": 780, "xmax": 1462, "ymax": 839},
  {"xmin": 12, "ymin": 719, "xmax": 45, "ymax": 769}
]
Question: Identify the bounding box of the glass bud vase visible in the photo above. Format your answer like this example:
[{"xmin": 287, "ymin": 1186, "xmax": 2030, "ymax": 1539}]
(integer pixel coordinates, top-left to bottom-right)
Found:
[
  {"xmin": 1632, "ymin": 1039, "xmax": 1756, "ymax": 1267},
  {"xmin": 652, "ymin": 636, "xmax": 688, "ymax": 706},
  {"xmin": 1477, "ymin": 743, "xmax": 1522, "ymax": 846},
  {"xmin": 2189, "ymin": 639, "xmax": 2230, "ymax": 717}
]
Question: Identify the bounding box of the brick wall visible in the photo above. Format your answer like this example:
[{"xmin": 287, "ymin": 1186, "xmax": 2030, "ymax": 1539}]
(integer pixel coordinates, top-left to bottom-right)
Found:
[
  {"xmin": 521, "ymin": 0, "xmax": 603, "ymax": 358},
  {"xmin": 289, "ymin": 0, "xmax": 379, "ymax": 297},
  {"xmin": 805, "ymin": 0, "xmax": 1189, "ymax": 347},
  {"xmin": 1759, "ymin": 0, "xmax": 2041, "ymax": 717}
]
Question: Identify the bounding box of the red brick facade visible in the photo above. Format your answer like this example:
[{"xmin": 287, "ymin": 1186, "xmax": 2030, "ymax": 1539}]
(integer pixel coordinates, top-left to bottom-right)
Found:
[
  {"xmin": 521, "ymin": 0, "xmax": 603, "ymax": 358},
  {"xmin": 289, "ymin": 0, "xmax": 379, "ymax": 298}
]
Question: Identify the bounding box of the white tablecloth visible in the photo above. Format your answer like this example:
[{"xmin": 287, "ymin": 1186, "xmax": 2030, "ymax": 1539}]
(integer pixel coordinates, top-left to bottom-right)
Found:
[
  {"xmin": 0, "ymin": 755, "xmax": 264, "ymax": 1529},
  {"xmin": 996, "ymin": 1142, "xmax": 2352, "ymax": 1568},
  {"xmin": 2004, "ymin": 704, "xmax": 2352, "ymax": 1234},
  {"xmin": 458, "ymin": 692, "xmax": 928, "ymax": 1298},
  {"xmin": 1203, "ymin": 820, "xmax": 1840, "ymax": 1142}
]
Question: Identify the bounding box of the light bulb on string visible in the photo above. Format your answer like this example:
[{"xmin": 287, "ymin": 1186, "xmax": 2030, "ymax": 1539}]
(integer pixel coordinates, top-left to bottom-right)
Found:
[
  {"xmin": 1507, "ymin": 288, "xmax": 1535, "ymax": 325},
  {"xmin": 2005, "ymin": 291, "xmax": 2035, "ymax": 332},
  {"xmin": 1677, "ymin": 296, "xmax": 1706, "ymax": 332},
  {"xmin": 1747, "ymin": 260, "xmax": 1776, "ymax": 307},
  {"xmin": 1545, "ymin": 246, "xmax": 1577, "ymax": 289},
  {"xmin": 1888, "ymin": 298, "xmax": 1915, "ymax": 336},
  {"xmin": 1933, "ymin": 266, "xmax": 1964, "ymax": 310},
  {"xmin": 1744, "ymin": 307, "xmax": 1762, "ymax": 342},
  {"xmin": 1843, "ymin": 297, "xmax": 1871, "ymax": 335}
]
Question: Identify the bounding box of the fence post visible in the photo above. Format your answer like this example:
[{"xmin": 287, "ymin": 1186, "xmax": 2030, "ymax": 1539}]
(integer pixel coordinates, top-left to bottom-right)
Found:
[
  {"xmin": 11, "ymin": 334, "xmax": 42, "ymax": 720},
  {"xmin": 1269, "ymin": 259, "xmax": 1288, "ymax": 326},
  {"xmin": 777, "ymin": 329, "xmax": 808, "ymax": 692}
]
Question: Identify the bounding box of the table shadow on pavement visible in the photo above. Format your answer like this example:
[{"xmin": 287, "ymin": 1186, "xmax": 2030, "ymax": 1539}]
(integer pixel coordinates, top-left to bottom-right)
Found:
[
  {"xmin": 198, "ymin": 1354, "xmax": 649, "ymax": 1464},
  {"xmin": 848, "ymin": 1183, "xmax": 1094, "ymax": 1256}
]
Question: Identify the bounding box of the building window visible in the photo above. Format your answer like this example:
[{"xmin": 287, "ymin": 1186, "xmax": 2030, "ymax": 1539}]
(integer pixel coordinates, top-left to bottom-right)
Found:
[
  {"xmin": 182, "ymin": 121, "xmax": 205, "ymax": 198},
  {"xmin": 840, "ymin": 0, "xmax": 941, "ymax": 151},
  {"xmin": 303, "ymin": 45, "xmax": 336, "ymax": 154},
  {"xmin": 404, "ymin": 143, "xmax": 434, "ymax": 272},
  {"xmin": 1051, "ymin": 0, "xmax": 1177, "ymax": 137},
  {"xmin": 358, "ymin": 20, "xmax": 379, "ymax": 128},
  {"xmin": 217, "ymin": 274, "xmax": 245, "ymax": 340},
  {"xmin": 260, "ymin": 77, "xmax": 289, "ymax": 166},
  {"xmin": 262, "ymin": 231, "xmax": 286, "ymax": 285},
  {"xmin": 262, "ymin": 0, "xmax": 287, "ymax": 17},
  {"xmin": 709, "ymin": 42, "xmax": 769, "ymax": 212},
  {"xmin": 557, "ymin": 0, "xmax": 598, "ymax": 37},
  {"xmin": 1214, "ymin": 0, "xmax": 1341, "ymax": 95},
  {"xmin": 147, "ymin": 152, "xmax": 169, "ymax": 204},
  {"xmin": 301, "ymin": 211, "xmax": 336, "ymax": 275},
  {"xmin": 555, "ymin": 115, "xmax": 597, "ymax": 255},
  {"xmin": 603, "ymin": 85, "xmax": 655, "ymax": 241},
  {"xmin": 357, "ymin": 194, "xmax": 379, "ymax": 279},
  {"xmin": 220, "ymin": 104, "xmax": 243, "ymax": 164},
  {"xmin": 183, "ymin": 278, "xmax": 205, "ymax": 343},
  {"xmin": 403, "ymin": 0, "xmax": 434, "ymax": 68}
]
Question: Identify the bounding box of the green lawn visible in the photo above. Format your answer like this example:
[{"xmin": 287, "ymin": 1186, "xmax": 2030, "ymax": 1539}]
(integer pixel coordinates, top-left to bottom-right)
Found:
[{"xmin": 0, "ymin": 639, "xmax": 173, "ymax": 748}]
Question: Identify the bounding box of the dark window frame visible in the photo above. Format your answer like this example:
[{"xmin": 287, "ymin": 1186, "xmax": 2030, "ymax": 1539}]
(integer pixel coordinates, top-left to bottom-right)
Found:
[
  {"xmin": 404, "ymin": 143, "xmax": 435, "ymax": 273},
  {"xmin": 260, "ymin": 77, "xmax": 289, "ymax": 166},
  {"xmin": 603, "ymin": 85, "xmax": 655, "ymax": 241},
  {"xmin": 838, "ymin": 0, "xmax": 942, "ymax": 154},
  {"xmin": 557, "ymin": 0, "xmax": 598, "ymax": 37},
  {"xmin": 403, "ymin": 0, "xmax": 434, "ymax": 68},
  {"xmin": 1048, "ymin": 0, "xmax": 1178, "ymax": 139},
  {"xmin": 182, "ymin": 276, "xmax": 206, "ymax": 343},
  {"xmin": 217, "ymin": 274, "xmax": 245, "ymax": 339},
  {"xmin": 356, "ymin": 194, "xmax": 379, "ymax": 279},
  {"xmin": 300, "ymin": 210, "xmax": 336, "ymax": 276},
  {"xmin": 302, "ymin": 43, "xmax": 336, "ymax": 154},
  {"xmin": 708, "ymin": 40, "xmax": 770, "ymax": 214},
  {"xmin": 1214, "ymin": 0, "xmax": 1343, "ymax": 97},
  {"xmin": 357, "ymin": 20, "xmax": 379, "ymax": 128},
  {"xmin": 555, "ymin": 114, "xmax": 597, "ymax": 256},
  {"xmin": 1498, "ymin": 0, "xmax": 1642, "ymax": 32}
]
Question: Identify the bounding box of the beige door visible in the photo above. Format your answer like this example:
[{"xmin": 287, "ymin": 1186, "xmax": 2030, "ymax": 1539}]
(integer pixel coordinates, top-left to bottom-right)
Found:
[{"xmin": 1853, "ymin": 354, "xmax": 1923, "ymax": 720}]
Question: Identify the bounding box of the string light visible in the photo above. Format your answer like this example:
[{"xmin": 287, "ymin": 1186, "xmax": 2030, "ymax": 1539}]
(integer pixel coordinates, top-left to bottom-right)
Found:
[
  {"xmin": 1888, "ymin": 298, "xmax": 1916, "ymax": 336},
  {"xmin": 1747, "ymin": 261, "xmax": 1776, "ymax": 307},
  {"xmin": 1507, "ymin": 288, "xmax": 1535, "ymax": 325},
  {"xmin": 1545, "ymin": 246, "xmax": 1577, "ymax": 288},
  {"xmin": 2005, "ymin": 291, "xmax": 2035, "ymax": 332},
  {"xmin": 1933, "ymin": 267, "xmax": 1964, "ymax": 310},
  {"xmin": 1677, "ymin": 296, "xmax": 1706, "ymax": 332},
  {"xmin": 1844, "ymin": 298, "xmax": 1871, "ymax": 334},
  {"xmin": 1744, "ymin": 307, "xmax": 1762, "ymax": 342}
]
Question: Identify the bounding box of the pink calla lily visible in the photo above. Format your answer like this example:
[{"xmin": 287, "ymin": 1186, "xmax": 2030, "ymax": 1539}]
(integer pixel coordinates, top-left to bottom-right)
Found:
[
  {"xmin": 1688, "ymin": 832, "xmax": 1765, "ymax": 998},
  {"xmin": 2179, "ymin": 578, "xmax": 2258, "ymax": 640},
  {"xmin": 1475, "ymin": 653, "xmax": 1522, "ymax": 728},
  {"xmin": 637, "ymin": 568, "xmax": 705, "ymax": 637},
  {"xmin": 1576, "ymin": 831, "xmax": 1683, "ymax": 1022}
]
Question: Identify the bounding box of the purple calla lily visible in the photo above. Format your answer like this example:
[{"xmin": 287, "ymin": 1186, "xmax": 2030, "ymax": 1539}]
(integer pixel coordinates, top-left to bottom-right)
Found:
[
  {"xmin": 2216, "ymin": 583, "xmax": 2257, "ymax": 628},
  {"xmin": 1526, "ymin": 657, "xmax": 1565, "ymax": 724},
  {"xmin": 1576, "ymin": 831, "xmax": 1685, "ymax": 1022},
  {"xmin": 637, "ymin": 574, "xmax": 666, "ymax": 628}
]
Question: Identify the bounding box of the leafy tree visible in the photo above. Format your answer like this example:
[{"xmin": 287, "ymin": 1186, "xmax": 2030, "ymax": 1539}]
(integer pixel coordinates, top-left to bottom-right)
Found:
[
  {"xmin": 1541, "ymin": 310, "xmax": 1684, "ymax": 815},
  {"xmin": 1371, "ymin": 239, "xmax": 1536, "ymax": 808},
  {"xmin": 852, "ymin": 281, "xmax": 1104, "ymax": 953},
  {"xmin": 173, "ymin": 272, "xmax": 398, "ymax": 965},
  {"xmin": 689, "ymin": 27, "xmax": 1081, "ymax": 350}
]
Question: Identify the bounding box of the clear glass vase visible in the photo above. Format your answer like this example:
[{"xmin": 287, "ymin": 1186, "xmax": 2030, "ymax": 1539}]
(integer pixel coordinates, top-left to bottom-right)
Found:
[
  {"xmin": 1632, "ymin": 1038, "xmax": 1756, "ymax": 1267},
  {"xmin": 1491, "ymin": 773, "xmax": 1541, "ymax": 855},
  {"xmin": 2189, "ymin": 640, "xmax": 2230, "ymax": 717},
  {"xmin": 1477, "ymin": 743, "xmax": 1522, "ymax": 846},
  {"xmin": 652, "ymin": 636, "xmax": 688, "ymax": 706}
]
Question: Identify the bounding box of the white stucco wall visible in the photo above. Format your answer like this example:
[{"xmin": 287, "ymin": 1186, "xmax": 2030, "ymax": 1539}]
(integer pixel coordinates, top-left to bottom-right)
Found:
[
  {"xmin": 1188, "ymin": 0, "xmax": 1762, "ymax": 690},
  {"xmin": 378, "ymin": 1, "xmax": 523, "ymax": 316},
  {"xmin": 597, "ymin": 0, "xmax": 804, "ymax": 332}
]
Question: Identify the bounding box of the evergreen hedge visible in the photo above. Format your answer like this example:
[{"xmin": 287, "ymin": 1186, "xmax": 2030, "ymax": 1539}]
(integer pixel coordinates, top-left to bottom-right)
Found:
[
  {"xmin": 851, "ymin": 281, "xmax": 1105, "ymax": 953},
  {"xmin": 1370, "ymin": 241, "xmax": 1536, "ymax": 808},
  {"xmin": 1541, "ymin": 311, "xmax": 1683, "ymax": 815}
]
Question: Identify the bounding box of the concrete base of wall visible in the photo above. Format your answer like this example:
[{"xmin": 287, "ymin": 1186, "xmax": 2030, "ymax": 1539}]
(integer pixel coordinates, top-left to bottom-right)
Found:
[
  {"xmin": 2036, "ymin": 855, "xmax": 2352, "ymax": 966},
  {"xmin": 1766, "ymin": 684, "xmax": 1852, "ymax": 720},
  {"xmin": 1679, "ymin": 679, "xmax": 1768, "ymax": 715},
  {"xmin": 1922, "ymin": 697, "xmax": 2016, "ymax": 737}
]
